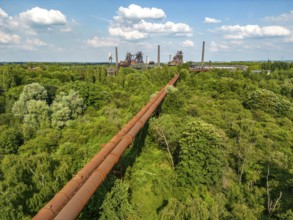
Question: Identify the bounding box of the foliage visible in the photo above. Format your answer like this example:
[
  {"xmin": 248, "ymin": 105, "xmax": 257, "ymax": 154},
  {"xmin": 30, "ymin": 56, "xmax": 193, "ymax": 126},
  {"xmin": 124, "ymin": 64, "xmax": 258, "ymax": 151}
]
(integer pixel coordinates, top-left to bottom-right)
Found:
[
  {"xmin": 124, "ymin": 144, "xmax": 176, "ymax": 219},
  {"xmin": 261, "ymin": 61, "xmax": 293, "ymax": 71},
  {"xmin": 0, "ymin": 126, "xmax": 23, "ymax": 156},
  {"xmin": 0, "ymin": 65, "xmax": 17, "ymax": 92},
  {"xmin": 51, "ymin": 90, "xmax": 85, "ymax": 129},
  {"xmin": 23, "ymin": 100, "xmax": 50, "ymax": 139},
  {"xmin": 0, "ymin": 153, "xmax": 59, "ymax": 218},
  {"xmin": 244, "ymin": 89, "xmax": 292, "ymax": 117},
  {"xmin": 179, "ymin": 68, "xmax": 190, "ymax": 80},
  {"xmin": 149, "ymin": 114, "xmax": 182, "ymax": 167},
  {"xmin": 59, "ymin": 81, "xmax": 111, "ymax": 109},
  {"xmin": 0, "ymin": 95, "xmax": 5, "ymax": 113},
  {"xmin": 12, "ymin": 83, "xmax": 48, "ymax": 120},
  {"xmin": 99, "ymin": 179, "xmax": 134, "ymax": 220},
  {"xmin": 177, "ymin": 119, "xmax": 226, "ymax": 187},
  {"xmin": 159, "ymin": 192, "xmax": 225, "ymax": 220},
  {"xmin": 162, "ymin": 85, "xmax": 185, "ymax": 114},
  {"xmin": 0, "ymin": 63, "xmax": 292, "ymax": 219}
]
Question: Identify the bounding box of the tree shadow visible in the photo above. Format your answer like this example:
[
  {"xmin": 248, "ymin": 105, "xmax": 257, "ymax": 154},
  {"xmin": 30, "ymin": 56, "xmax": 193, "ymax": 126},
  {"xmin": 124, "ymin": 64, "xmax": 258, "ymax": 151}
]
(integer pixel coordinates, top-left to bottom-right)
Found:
[
  {"xmin": 156, "ymin": 199, "xmax": 168, "ymax": 214},
  {"xmin": 77, "ymin": 121, "xmax": 150, "ymax": 219},
  {"xmin": 268, "ymin": 164, "xmax": 293, "ymax": 215},
  {"xmin": 259, "ymin": 161, "xmax": 293, "ymax": 219},
  {"xmin": 121, "ymin": 121, "xmax": 150, "ymax": 172}
]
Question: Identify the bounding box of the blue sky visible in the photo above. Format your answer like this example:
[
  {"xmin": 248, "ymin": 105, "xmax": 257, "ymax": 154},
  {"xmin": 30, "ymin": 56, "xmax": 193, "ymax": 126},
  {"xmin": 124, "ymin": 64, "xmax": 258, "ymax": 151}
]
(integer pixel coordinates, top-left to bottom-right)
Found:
[{"xmin": 0, "ymin": 0, "xmax": 293, "ymax": 62}]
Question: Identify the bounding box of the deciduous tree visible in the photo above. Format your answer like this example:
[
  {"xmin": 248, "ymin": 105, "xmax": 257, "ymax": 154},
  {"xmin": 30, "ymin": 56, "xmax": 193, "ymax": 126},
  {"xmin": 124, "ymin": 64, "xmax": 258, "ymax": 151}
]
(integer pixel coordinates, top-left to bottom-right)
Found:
[{"xmin": 177, "ymin": 119, "xmax": 226, "ymax": 187}]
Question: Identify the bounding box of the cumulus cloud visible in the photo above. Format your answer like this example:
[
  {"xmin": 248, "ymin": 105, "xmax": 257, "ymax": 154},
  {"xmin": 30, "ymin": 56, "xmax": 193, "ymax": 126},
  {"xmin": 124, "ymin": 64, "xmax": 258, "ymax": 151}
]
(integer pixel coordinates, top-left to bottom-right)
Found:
[
  {"xmin": 0, "ymin": 8, "xmax": 11, "ymax": 27},
  {"xmin": 209, "ymin": 41, "xmax": 230, "ymax": 52},
  {"xmin": 26, "ymin": 38, "xmax": 47, "ymax": 46},
  {"xmin": 109, "ymin": 27, "xmax": 148, "ymax": 40},
  {"xmin": 204, "ymin": 17, "xmax": 221, "ymax": 24},
  {"xmin": 0, "ymin": 31, "xmax": 20, "ymax": 44},
  {"xmin": 0, "ymin": 8, "xmax": 8, "ymax": 18},
  {"xmin": 133, "ymin": 20, "xmax": 191, "ymax": 33},
  {"xmin": 182, "ymin": 40, "xmax": 194, "ymax": 47},
  {"xmin": 0, "ymin": 6, "xmax": 72, "ymax": 50},
  {"xmin": 87, "ymin": 36, "xmax": 117, "ymax": 47},
  {"xmin": 20, "ymin": 38, "xmax": 49, "ymax": 50},
  {"xmin": 219, "ymin": 25, "xmax": 290, "ymax": 39},
  {"xmin": 109, "ymin": 4, "xmax": 192, "ymax": 40},
  {"xmin": 209, "ymin": 39, "xmax": 285, "ymax": 53},
  {"xmin": 284, "ymin": 36, "xmax": 293, "ymax": 43},
  {"xmin": 19, "ymin": 7, "xmax": 67, "ymax": 26},
  {"xmin": 0, "ymin": 8, "xmax": 21, "ymax": 44},
  {"xmin": 116, "ymin": 4, "xmax": 166, "ymax": 20},
  {"xmin": 264, "ymin": 10, "xmax": 293, "ymax": 23},
  {"xmin": 0, "ymin": 6, "xmax": 69, "ymax": 34}
]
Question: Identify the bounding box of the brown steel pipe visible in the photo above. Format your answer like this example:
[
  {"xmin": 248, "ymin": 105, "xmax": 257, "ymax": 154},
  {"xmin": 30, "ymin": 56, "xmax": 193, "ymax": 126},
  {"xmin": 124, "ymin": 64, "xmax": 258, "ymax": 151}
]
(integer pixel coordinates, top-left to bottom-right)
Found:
[
  {"xmin": 34, "ymin": 82, "xmax": 167, "ymax": 219},
  {"xmin": 34, "ymin": 74, "xmax": 179, "ymax": 220}
]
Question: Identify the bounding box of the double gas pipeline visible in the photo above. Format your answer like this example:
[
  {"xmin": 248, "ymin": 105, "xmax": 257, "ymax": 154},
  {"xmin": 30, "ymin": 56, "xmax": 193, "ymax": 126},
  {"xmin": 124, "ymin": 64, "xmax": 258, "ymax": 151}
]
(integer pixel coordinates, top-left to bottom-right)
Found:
[{"xmin": 34, "ymin": 74, "xmax": 180, "ymax": 220}]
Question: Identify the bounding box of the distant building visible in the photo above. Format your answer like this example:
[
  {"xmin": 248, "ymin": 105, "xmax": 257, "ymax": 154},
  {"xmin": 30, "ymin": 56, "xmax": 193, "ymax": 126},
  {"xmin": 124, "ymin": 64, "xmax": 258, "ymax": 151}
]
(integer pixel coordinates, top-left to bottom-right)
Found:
[
  {"xmin": 168, "ymin": 51, "xmax": 183, "ymax": 66},
  {"xmin": 189, "ymin": 63, "xmax": 248, "ymax": 72}
]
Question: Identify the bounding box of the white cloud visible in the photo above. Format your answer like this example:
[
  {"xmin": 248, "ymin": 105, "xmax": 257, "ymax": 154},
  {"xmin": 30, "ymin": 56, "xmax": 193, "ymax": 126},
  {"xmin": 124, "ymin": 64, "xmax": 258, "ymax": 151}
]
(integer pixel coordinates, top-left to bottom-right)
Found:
[
  {"xmin": 0, "ymin": 8, "xmax": 8, "ymax": 18},
  {"xmin": 285, "ymin": 36, "xmax": 293, "ymax": 43},
  {"xmin": 87, "ymin": 36, "xmax": 117, "ymax": 47},
  {"xmin": 134, "ymin": 20, "xmax": 192, "ymax": 34},
  {"xmin": 60, "ymin": 27, "xmax": 72, "ymax": 32},
  {"xmin": 0, "ymin": 7, "xmax": 70, "ymax": 36},
  {"xmin": 116, "ymin": 4, "xmax": 166, "ymax": 20},
  {"xmin": 132, "ymin": 41, "xmax": 156, "ymax": 50},
  {"xmin": 19, "ymin": 7, "xmax": 67, "ymax": 26},
  {"xmin": 109, "ymin": 4, "xmax": 192, "ymax": 40},
  {"xmin": 133, "ymin": 21, "xmax": 164, "ymax": 32},
  {"xmin": 219, "ymin": 25, "xmax": 290, "ymax": 39},
  {"xmin": 20, "ymin": 38, "xmax": 48, "ymax": 50},
  {"xmin": 209, "ymin": 39, "xmax": 286, "ymax": 53},
  {"xmin": 0, "ymin": 8, "xmax": 11, "ymax": 27},
  {"xmin": 26, "ymin": 38, "xmax": 47, "ymax": 46},
  {"xmin": 182, "ymin": 40, "xmax": 194, "ymax": 47},
  {"xmin": 264, "ymin": 10, "xmax": 293, "ymax": 23},
  {"xmin": 263, "ymin": 10, "xmax": 293, "ymax": 44},
  {"xmin": 209, "ymin": 41, "xmax": 231, "ymax": 52},
  {"xmin": 109, "ymin": 27, "xmax": 148, "ymax": 40},
  {"xmin": 0, "ymin": 31, "xmax": 20, "ymax": 44},
  {"xmin": 204, "ymin": 17, "xmax": 221, "ymax": 24},
  {"xmin": 0, "ymin": 6, "xmax": 72, "ymax": 51}
]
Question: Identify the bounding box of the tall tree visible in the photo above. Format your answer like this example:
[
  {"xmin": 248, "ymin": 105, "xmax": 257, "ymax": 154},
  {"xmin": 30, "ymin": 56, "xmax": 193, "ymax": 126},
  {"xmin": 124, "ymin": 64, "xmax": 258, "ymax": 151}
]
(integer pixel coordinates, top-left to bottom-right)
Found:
[
  {"xmin": 23, "ymin": 100, "xmax": 50, "ymax": 139},
  {"xmin": 99, "ymin": 180, "xmax": 134, "ymax": 220},
  {"xmin": 177, "ymin": 119, "xmax": 226, "ymax": 187},
  {"xmin": 12, "ymin": 83, "xmax": 48, "ymax": 120},
  {"xmin": 51, "ymin": 90, "xmax": 85, "ymax": 129}
]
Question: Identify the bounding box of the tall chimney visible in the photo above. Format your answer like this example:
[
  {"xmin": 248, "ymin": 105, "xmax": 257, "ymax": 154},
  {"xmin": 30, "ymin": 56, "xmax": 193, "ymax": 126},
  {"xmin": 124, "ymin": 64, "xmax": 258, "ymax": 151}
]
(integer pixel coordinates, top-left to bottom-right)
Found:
[
  {"xmin": 201, "ymin": 41, "xmax": 205, "ymax": 68},
  {"xmin": 115, "ymin": 46, "xmax": 118, "ymax": 68},
  {"xmin": 157, "ymin": 45, "xmax": 160, "ymax": 66}
]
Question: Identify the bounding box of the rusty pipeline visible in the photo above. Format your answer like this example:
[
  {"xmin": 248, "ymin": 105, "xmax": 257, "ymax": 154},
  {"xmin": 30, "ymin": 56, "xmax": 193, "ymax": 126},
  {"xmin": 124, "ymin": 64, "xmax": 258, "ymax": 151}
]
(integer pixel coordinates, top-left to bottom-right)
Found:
[{"xmin": 34, "ymin": 74, "xmax": 179, "ymax": 220}]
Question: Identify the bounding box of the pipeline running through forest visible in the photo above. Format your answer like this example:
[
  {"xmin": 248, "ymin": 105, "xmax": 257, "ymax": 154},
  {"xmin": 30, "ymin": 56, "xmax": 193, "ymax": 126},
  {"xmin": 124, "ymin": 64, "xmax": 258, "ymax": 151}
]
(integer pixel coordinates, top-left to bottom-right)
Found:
[{"xmin": 34, "ymin": 74, "xmax": 180, "ymax": 220}]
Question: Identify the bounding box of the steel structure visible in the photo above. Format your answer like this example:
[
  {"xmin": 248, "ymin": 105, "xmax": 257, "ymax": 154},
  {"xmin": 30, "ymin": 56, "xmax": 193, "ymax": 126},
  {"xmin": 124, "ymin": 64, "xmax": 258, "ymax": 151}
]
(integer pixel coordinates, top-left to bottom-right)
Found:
[
  {"xmin": 34, "ymin": 74, "xmax": 180, "ymax": 220},
  {"xmin": 134, "ymin": 51, "xmax": 143, "ymax": 63},
  {"xmin": 168, "ymin": 51, "xmax": 183, "ymax": 66},
  {"xmin": 201, "ymin": 41, "xmax": 205, "ymax": 68}
]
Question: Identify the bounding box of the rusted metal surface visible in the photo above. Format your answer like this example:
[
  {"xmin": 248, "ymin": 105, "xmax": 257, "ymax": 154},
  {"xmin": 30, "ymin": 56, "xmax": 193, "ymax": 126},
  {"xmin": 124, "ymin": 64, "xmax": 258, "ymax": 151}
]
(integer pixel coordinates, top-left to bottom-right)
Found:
[{"xmin": 34, "ymin": 74, "xmax": 179, "ymax": 220}]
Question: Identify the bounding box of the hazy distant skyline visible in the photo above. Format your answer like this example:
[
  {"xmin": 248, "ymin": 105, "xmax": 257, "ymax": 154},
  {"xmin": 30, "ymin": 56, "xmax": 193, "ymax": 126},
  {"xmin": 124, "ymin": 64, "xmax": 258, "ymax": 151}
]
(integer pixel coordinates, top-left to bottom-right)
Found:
[{"xmin": 1, "ymin": 0, "xmax": 293, "ymax": 62}]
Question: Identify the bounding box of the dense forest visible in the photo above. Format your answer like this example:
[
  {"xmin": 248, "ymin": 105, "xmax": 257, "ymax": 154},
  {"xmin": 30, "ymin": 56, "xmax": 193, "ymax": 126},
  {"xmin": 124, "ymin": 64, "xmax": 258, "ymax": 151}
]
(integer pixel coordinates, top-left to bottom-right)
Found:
[{"xmin": 0, "ymin": 62, "xmax": 292, "ymax": 219}]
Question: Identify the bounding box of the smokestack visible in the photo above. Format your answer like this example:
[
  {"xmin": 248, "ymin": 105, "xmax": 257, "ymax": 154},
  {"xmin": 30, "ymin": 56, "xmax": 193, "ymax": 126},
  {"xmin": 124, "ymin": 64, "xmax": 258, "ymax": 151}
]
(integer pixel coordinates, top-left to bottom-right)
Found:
[
  {"xmin": 115, "ymin": 47, "xmax": 118, "ymax": 68},
  {"xmin": 201, "ymin": 41, "xmax": 205, "ymax": 68},
  {"xmin": 157, "ymin": 45, "xmax": 160, "ymax": 66}
]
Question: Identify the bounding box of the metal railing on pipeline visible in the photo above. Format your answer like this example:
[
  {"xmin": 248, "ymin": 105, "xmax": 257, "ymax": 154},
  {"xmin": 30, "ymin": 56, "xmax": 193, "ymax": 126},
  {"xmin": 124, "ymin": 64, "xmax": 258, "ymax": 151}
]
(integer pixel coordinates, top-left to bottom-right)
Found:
[{"xmin": 34, "ymin": 74, "xmax": 180, "ymax": 220}]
